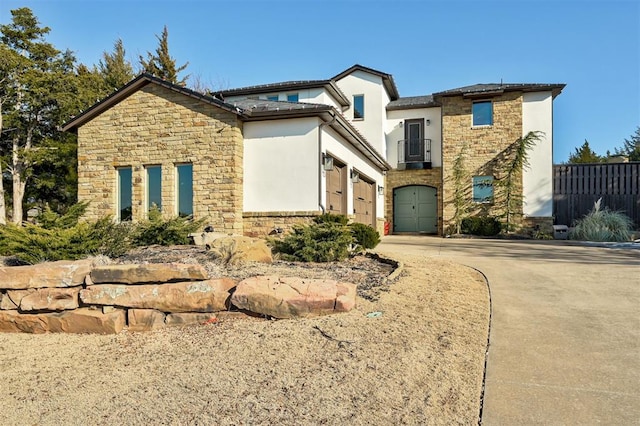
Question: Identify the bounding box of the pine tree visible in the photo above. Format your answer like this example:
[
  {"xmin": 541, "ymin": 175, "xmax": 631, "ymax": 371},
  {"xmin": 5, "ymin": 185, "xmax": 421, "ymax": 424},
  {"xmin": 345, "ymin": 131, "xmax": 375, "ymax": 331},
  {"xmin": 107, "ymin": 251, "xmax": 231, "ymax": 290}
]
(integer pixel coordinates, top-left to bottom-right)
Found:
[
  {"xmin": 0, "ymin": 7, "xmax": 78, "ymax": 224},
  {"xmin": 139, "ymin": 26, "xmax": 189, "ymax": 86},
  {"xmin": 614, "ymin": 127, "xmax": 640, "ymax": 161},
  {"xmin": 99, "ymin": 38, "xmax": 134, "ymax": 92},
  {"xmin": 567, "ymin": 140, "xmax": 603, "ymax": 164}
]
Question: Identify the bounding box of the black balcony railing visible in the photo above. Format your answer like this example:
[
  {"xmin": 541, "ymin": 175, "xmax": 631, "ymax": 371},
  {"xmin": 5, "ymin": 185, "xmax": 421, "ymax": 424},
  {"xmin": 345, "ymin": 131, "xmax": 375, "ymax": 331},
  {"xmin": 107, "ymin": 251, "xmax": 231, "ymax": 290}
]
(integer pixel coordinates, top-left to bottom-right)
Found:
[{"xmin": 398, "ymin": 139, "xmax": 431, "ymax": 169}]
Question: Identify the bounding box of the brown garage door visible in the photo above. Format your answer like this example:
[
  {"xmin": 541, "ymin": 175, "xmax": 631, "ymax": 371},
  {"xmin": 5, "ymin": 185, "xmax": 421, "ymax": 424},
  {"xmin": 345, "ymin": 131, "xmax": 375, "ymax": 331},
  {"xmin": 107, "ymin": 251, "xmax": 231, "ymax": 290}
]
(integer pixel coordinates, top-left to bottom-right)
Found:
[
  {"xmin": 326, "ymin": 159, "xmax": 346, "ymax": 215},
  {"xmin": 353, "ymin": 174, "xmax": 375, "ymax": 227}
]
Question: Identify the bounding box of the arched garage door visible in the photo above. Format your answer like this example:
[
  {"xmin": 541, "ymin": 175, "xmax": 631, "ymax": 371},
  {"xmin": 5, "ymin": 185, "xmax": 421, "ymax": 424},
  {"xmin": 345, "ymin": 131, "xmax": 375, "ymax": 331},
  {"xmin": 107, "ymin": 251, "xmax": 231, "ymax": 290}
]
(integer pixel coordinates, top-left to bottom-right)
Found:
[{"xmin": 393, "ymin": 185, "xmax": 437, "ymax": 234}]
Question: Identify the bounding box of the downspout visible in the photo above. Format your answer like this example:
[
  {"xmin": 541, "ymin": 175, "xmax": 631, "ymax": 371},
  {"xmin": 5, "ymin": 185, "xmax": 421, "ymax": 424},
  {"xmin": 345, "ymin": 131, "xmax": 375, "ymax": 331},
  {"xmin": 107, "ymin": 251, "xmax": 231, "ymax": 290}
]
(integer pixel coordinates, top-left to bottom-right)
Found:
[{"xmin": 318, "ymin": 112, "xmax": 337, "ymax": 213}]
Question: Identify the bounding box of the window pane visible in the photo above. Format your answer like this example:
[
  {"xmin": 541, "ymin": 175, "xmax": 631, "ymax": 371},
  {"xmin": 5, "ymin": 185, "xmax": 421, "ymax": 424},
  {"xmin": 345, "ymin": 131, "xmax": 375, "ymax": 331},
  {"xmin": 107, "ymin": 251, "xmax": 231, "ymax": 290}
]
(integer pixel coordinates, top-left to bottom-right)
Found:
[
  {"xmin": 147, "ymin": 166, "xmax": 162, "ymax": 212},
  {"xmin": 473, "ymin": 176, "xmax": 494, "ymax": 203},
  {"xmin": 118, "ymin": 167, "xmax": 132, "ymax": 221},
  {"xmin": 287, "ymin": 93, "xmax": 298, "ymax": 102},
  {"xmin": 353, "ymin": 95, "xmax": 364, "ymax": 119},
  {"xmin": 267, "ymin": 95, "xmax": 278, "ymax": 101},
  {"xmin": 177, "ymin": 164, "xmax": 193, "ymax": 217},
  {"xmin": 472, "ymin": 101, "xmax": 493, "ymax": 126}
]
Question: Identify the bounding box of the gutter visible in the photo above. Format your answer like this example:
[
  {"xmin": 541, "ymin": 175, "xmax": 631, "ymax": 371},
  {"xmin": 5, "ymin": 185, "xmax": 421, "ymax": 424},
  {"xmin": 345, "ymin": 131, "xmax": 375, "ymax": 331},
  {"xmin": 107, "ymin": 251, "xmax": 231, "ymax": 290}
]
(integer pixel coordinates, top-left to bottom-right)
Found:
[{"xmin": 318, "ymin": 113, "xmax": 337, "ymax": 214}]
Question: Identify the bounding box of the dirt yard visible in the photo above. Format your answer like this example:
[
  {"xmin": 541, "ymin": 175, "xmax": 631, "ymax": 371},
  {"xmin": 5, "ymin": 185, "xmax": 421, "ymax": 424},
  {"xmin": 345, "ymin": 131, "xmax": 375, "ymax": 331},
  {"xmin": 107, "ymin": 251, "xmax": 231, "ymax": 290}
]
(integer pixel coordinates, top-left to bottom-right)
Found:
[{"xmin": 0, "ymin": 247, "xmax": 490, "ymax": 425}]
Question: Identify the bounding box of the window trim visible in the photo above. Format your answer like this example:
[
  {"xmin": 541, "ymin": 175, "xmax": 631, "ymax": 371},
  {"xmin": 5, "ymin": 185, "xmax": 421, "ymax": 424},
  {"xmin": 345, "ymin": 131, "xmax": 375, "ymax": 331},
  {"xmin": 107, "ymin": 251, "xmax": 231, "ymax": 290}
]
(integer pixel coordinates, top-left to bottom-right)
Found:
[
  {"xmin": 472, "ymin": 175, "xmax": 494, "ymax": 204},
  {"xmin": 353, "ymin": 94, "xmax": 365, "ymax": 120},
  {"xmin": 472, "ymin": 100, "xmax": 493, "ymax": 127},
  {"xmin": 175, "ymin": 163, "xmax": 194, "ymax": 217},
  {"xmin": 117, "ymin": 166, "xmax": 133, "ymax": 222},
  {"xmin": 145, "ymin": 165, "xmax": 162, "ymax": 214}
]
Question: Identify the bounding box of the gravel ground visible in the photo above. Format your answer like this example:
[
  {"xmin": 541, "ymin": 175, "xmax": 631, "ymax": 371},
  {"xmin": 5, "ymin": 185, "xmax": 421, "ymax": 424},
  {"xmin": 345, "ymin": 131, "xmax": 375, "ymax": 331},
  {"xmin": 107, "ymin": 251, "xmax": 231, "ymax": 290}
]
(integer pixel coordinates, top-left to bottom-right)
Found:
[{"xmin": 0, "ymin": 248, "xmax": 490, "ymax": 425}]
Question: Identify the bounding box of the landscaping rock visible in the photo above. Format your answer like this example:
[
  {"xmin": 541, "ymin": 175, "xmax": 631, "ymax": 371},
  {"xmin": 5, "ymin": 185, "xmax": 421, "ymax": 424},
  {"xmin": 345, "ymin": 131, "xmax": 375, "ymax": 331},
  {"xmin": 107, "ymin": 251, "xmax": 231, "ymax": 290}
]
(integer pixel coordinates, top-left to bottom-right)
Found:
[
  {"xmin": 231, "ymin": 276, "xmax": 356, "ymax": 319},
  {"xmin": 80, "ymin": 278, "xmax": 236, "ymax": 312},
  {"xmin": 90, "ymin": 263, "xmax": 208, "ymax": 284},
  {"xmin": 0, "ymin": 292, "xmax": 20, "ymax": 310},
  {"xmin": 208, "ymin": 236, "xmax": 273, "ymax": 264},
  {"xmin": 128, "ymin": 309, "xmax": 166, "ymax": 332},
  {"xmin": 0, "ymin": 259, "xmax": 92, "ymax": 290},
  {"xmin": 0, "ymin": 308, "xmax": 125, "ymax": 334},
  {"xmin": 165, "ymin": 312, "xmax": 218, "ymax": 327},
  {"xmin": 19, "ymin": 287, "xmax": 81, "ymax": 311}
]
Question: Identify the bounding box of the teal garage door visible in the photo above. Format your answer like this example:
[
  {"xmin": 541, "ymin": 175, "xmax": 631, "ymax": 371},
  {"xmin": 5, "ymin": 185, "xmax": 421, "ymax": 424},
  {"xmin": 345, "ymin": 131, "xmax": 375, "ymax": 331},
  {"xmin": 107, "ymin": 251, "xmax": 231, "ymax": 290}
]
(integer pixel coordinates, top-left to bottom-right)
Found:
[{"xmin": 393, "ymin": 185, "xmax": 437, "ymax": 233}]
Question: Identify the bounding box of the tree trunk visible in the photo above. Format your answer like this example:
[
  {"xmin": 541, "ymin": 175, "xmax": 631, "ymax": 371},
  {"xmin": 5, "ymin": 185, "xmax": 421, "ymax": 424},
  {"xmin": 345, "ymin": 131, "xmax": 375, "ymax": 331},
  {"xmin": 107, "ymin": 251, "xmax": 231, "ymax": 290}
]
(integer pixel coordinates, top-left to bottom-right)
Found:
[
  {"xmin": 11, "ymin": 131, "xmax": 28, "ymax": 226},
  {"xmin": 0, "ymin": 105, "xmax": 6, "ymax": 225}
]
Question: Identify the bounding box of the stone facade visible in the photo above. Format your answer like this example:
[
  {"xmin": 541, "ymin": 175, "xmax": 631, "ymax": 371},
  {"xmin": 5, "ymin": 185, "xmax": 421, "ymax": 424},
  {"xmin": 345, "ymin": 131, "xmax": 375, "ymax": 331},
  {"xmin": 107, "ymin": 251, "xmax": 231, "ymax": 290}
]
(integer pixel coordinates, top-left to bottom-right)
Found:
[
  {"xmin": 77, "ymin": 84, "xmax": 244, "ymax": 233},
  {"xmin": 242, "ymin": 211, "xmax": 322, "ymax": 237},
  {"xmin": 440, "ymin": 92, "xmax": 525, "ymax": 232},
  {"xmin": 385, "ymin": 168, "xmax": 443, "ymax": 234}
]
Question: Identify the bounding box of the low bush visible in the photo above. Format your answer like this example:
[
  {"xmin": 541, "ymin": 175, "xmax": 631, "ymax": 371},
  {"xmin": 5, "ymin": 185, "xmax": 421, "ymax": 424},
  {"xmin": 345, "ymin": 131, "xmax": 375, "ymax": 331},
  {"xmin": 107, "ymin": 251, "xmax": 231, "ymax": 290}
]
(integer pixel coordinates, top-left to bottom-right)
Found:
[
  {"xmin": 350, "ymin": 222, "xmax": 381, "ymax": 250},
  {"xmin": 461, "ymin": 215, "xmax": 501, "ymax": 236},
  {"xmin": 271, "ymin": 213, "xmax": 381, "ymax": 262},
  {"xmin": 569, "ymin": 199, "xmax": 634, "ymax": 242},
  {"xmin": 0, "ymin": 204, "xmax": 207, "ymax": 264},
  {"xmin": 132, "ymin": 207, "xmax": 205, "ymax": 247},
  {"xmin": 271, "ymin": 221, "xmax": 353, "ymax": 262}
]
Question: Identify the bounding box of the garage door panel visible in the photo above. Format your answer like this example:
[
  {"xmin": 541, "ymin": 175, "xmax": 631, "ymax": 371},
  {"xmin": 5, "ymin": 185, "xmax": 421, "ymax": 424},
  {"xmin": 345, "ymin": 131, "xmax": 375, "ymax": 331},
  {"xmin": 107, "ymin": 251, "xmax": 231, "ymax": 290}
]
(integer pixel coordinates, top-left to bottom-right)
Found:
[
  {"xmin": 326, "ymin": 162, "xmax": 346, "ymax": 215},
  {"xmin": 393, "ymin": 186, "xmax": 437, "ymax": 233},
  {"xmin": 353, "ymin": 178, "xmax": 375, "ymax": 227}
]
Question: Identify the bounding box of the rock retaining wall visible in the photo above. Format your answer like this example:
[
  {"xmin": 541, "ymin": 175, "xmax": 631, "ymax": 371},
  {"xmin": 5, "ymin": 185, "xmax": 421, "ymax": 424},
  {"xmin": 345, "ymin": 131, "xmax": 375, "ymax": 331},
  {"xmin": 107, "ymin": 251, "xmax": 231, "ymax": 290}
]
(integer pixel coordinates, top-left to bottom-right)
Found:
[{"xmin": 0, "ymin": 259, "xmax": 357, "ymax": 334}]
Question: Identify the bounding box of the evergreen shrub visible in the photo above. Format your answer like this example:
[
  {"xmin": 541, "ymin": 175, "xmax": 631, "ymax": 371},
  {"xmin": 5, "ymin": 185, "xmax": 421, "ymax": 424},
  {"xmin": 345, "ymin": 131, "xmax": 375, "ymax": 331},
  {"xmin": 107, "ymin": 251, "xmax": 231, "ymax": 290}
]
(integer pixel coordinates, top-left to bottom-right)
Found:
[{"xmin": 461, "ymin": 215, "xmax": 501, "ymax": 236}]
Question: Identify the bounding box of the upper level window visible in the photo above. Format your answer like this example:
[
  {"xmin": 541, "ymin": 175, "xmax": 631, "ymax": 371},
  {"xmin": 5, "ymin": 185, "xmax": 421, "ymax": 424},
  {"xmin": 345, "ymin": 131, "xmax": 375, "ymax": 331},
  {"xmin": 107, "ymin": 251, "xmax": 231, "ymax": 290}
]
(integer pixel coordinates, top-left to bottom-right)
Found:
[
  {"xmin": 472, "ymin": 175, "xmax": 494, "ymax": 203},
  {"xmin": 146, "ymin": 165, "xmax": 162, "ymax": 213},
  {"xmin": 472, "ymin": 101, "xmax": 493, "ymax": 126},
  {"xmin": 286, "ymin": 93, "xmax": 298, "ymax": 102},
  {"xmin": 117, "ymin": 167, "xmax": 132, "ymax": 221},
  {"xmin": 353, "ymin": 95, "xmax": 364, "ymax": 120},
  {"xmin": 176, "ymin": 164, "xmax": 193, "ymax": 217},
  {"xmin": 267, "ymin": 95, "xmax": 279, "ymax": 101}
]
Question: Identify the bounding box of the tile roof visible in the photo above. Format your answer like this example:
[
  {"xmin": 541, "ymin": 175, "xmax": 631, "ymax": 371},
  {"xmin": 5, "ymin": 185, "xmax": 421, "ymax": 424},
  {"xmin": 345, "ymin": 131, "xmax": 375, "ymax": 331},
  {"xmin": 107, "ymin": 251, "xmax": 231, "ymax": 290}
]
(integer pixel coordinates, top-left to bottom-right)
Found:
[
  {"xmin": 386, "ymin": 95, "xmax": 439, "ymax": 111},
  {"xmin": 217, "ymin": 80, "xmax": 350, "ymax": 107},
  {"xmin": 433, "ymin": 83, "xmax": 566, "ymax": 98},
  {"xmin": 231, "ymin": 98, "xmax": 332, "ymax": 117},
  {"xmin": 332, "ymin": 64, "xmax": 400, "ymax": 101}
]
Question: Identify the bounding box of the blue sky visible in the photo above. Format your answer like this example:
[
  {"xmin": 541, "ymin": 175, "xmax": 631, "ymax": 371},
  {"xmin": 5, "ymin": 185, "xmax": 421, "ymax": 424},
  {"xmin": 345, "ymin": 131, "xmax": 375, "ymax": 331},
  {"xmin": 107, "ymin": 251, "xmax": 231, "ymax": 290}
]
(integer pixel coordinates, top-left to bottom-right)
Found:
[{"xmin": 1, "ymin": 0, "xmax": 638, "ymax": 163}]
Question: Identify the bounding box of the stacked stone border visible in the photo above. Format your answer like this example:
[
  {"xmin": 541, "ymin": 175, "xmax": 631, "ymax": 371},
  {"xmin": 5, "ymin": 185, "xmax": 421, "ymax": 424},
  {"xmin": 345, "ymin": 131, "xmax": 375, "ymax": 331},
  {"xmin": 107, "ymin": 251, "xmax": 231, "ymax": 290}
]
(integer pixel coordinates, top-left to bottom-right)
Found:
[{"xmin": 0, "ymin": 254, "xmax": 401, "ymax": 334}]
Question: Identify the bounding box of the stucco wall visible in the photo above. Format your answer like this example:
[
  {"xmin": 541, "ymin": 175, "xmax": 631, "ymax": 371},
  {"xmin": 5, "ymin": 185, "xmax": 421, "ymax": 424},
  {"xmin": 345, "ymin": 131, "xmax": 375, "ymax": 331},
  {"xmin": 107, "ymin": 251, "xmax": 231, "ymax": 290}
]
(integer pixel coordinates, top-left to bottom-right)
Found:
[
  {"xmin": 522, "ymin": 91, "xmax": 553, "ymax": 217},
  {"xmin": 243, "ymin": 118, "xmax": 319, "ymax": 212},
  {"xmin": 440, "ymin": 92, "xmax": 524, "ymax": 230},
  {"xmin": 77, "ymin": 84, "xmax": 244, "ymax": 233},
  {"xmin": 386, "ymin": 107, "xmax": 442, "ymax": 168},
  {"xmin": 334, "ymin": 70, "xmax": 388, "ymax": 156}
]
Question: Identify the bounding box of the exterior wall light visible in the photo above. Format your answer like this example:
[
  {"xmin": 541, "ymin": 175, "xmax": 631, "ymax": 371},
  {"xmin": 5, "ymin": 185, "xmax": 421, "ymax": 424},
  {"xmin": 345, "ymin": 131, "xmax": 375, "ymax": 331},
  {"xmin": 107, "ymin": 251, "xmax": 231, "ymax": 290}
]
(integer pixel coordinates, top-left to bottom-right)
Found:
[
  {"xmin": 322, "ymin": 154, "xmax": 334, "ymax": 171},
  {"xmin": 378, "ymin": 185, "xmax": 384, "ymax": 195},
  {"xmin": 350, "ymin": 169, "xmax": 359, "ymax": 183},
  {"xmin": 426, "ymin": 119, "xmax": 431, "ymax": 126}
]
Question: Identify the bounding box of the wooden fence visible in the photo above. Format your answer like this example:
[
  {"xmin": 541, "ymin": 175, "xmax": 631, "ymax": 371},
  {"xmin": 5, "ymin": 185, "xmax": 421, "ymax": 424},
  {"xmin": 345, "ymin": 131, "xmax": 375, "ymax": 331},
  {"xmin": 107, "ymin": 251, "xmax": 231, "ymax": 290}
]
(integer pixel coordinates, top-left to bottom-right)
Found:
[{"xmin": 553, "ymin": 163, "xmax": 640, "ymax": 228}]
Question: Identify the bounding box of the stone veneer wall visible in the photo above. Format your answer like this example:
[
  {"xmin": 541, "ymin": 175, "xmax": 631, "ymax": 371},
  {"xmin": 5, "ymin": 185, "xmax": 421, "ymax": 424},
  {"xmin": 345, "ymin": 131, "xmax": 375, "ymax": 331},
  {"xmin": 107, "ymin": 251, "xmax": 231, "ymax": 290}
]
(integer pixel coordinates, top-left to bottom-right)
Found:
[
  {"xmin": 385, "ymin": 168, "xmax": 443, "ymax": 235},
  {"xmin": 242, "ymin": 211, "xmax": 322, "ymax": 237},
  {"xmin": 77, "ymin": 84, "xmax": 244, "ymax": 233},
  {"xmin": 440, "ymin": 92, "xmax": 525, "ymax": 232}
]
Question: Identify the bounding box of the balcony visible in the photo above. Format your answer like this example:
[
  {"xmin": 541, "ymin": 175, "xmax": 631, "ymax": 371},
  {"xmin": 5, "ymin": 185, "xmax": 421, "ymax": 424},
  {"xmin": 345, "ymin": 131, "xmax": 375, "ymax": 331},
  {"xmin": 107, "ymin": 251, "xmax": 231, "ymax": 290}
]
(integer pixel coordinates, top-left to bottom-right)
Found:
[{"xmin": 397, "ymin": 139, "xmax": 431, "ymax": 170}]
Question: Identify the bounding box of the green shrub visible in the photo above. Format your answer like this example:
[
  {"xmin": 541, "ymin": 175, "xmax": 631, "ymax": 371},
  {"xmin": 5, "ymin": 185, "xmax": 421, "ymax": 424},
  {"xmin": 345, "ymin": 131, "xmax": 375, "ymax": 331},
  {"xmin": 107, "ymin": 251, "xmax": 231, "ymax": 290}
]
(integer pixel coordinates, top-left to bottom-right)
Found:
[
  {"xmin": 313, "ymin": 213, "xmax": 349, "ymax": 225},
  {"xmin": 461, "ymin": 215, "xmax": 501, "ymax": 236},
  {"xmin": 131, "ymin": 207, "xmax": 205, "ymax": 247},
  {"xmin": 0, "ymin": 204, "xmax": 206, "ymax": 264},
  {"xmin": 271, "ymin": 221, "xmax": 354, "ymax": 262},
  {"xmin": 350, "ymin": 222, "xmax": 381, "ymax": 250},
  {"xmin": 569, "ymin": 199, "xmax": 634, "ymax": 242}
]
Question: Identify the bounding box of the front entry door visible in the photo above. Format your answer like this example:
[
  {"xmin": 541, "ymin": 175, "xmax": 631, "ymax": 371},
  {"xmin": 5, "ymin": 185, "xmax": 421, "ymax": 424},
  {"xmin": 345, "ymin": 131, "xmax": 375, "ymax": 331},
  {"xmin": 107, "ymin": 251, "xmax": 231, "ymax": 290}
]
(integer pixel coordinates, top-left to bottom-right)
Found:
[
  {"xmin": 393, "ymin": 185, "xmax": 437, "ymax": 233},
  {"xmin": 405, "ymin": 119, "xmax": 424, "ymax": 163}
]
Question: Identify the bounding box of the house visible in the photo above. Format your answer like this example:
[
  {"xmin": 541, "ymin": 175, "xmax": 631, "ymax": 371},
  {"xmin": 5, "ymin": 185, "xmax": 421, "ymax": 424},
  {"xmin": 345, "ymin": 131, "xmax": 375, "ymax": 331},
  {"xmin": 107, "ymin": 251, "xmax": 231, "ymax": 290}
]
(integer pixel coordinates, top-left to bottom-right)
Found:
[{"xmin": 63, "ymin": 65, "xmax": 564, "ymax": 236}]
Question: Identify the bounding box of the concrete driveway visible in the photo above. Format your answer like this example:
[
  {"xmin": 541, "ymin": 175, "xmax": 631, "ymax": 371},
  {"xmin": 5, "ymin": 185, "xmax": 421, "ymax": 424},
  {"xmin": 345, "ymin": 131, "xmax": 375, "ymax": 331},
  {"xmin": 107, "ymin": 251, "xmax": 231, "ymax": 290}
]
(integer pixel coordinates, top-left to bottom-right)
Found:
[{"xmin": 377, "ymin": 236, "xmax": 640, "ymax": 425}]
